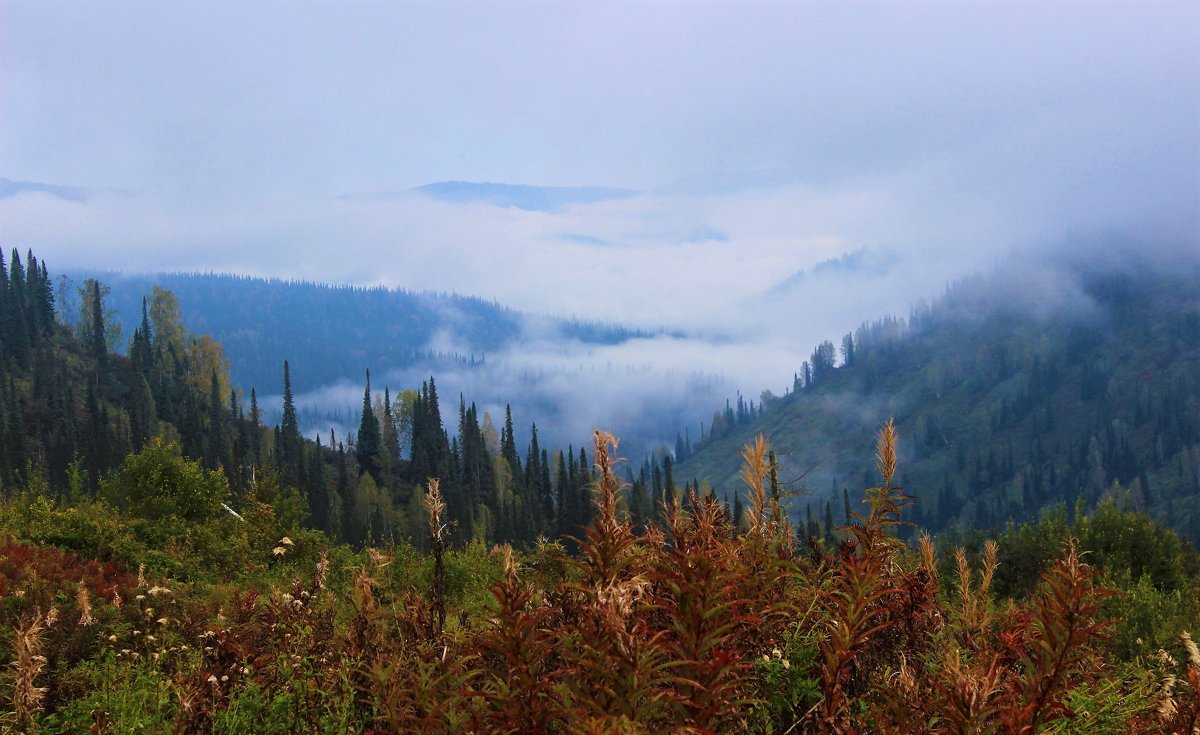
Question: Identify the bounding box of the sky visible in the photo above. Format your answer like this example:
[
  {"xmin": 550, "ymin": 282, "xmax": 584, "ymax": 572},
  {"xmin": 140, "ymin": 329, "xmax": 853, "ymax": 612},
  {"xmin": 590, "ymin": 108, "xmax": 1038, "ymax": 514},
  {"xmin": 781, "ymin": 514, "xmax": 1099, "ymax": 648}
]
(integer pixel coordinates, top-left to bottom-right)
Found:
[{"xmin": 2, "ymin": 0, "xmax": 1198, "ymax": 443}]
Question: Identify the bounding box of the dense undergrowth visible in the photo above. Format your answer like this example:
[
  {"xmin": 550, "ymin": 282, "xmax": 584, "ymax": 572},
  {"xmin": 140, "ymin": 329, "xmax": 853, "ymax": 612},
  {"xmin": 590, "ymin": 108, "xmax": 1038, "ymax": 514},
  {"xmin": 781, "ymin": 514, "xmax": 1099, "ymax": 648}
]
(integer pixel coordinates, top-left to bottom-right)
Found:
[{"xmin": 3, "ymin": 424, "xmax": 1199, "ymax": 734}]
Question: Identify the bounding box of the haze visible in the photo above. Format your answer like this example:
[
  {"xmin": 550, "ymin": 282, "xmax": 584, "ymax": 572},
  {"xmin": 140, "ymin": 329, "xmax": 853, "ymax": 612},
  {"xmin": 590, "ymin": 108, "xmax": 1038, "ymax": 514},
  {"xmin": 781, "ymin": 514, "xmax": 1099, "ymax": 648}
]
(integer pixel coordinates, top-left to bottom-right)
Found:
[{"xmin": 2, "ymin": 0, "xmax": 1197, "ymax": 445}]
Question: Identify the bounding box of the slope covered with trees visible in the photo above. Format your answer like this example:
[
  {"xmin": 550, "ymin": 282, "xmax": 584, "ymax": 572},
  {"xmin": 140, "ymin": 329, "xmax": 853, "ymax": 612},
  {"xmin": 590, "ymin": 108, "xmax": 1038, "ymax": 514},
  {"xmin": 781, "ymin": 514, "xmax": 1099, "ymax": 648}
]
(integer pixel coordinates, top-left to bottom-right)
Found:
[
  {"xmin": 59, "ymin": 271, "xmax": 654, "ymax": 394},
  {"xmin": 4, "ymin": 246, "xmax": 1200, "ymax": 733},
  {"xmin": 677, "ymin": 245, "xmax": 1200, "ymax": 543},
  {"xmin": 2, "ymin": 250, "xmax": 606, "ymax": 552}
]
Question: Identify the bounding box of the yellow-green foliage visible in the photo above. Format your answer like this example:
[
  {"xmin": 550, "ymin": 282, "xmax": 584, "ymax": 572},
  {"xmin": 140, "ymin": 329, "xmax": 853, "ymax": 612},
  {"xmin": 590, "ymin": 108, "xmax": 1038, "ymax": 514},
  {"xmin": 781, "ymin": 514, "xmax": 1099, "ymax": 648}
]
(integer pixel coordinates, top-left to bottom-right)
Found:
[{"xmin": 102, "ymin": 438, "xmax": 229, "ymax": 524}]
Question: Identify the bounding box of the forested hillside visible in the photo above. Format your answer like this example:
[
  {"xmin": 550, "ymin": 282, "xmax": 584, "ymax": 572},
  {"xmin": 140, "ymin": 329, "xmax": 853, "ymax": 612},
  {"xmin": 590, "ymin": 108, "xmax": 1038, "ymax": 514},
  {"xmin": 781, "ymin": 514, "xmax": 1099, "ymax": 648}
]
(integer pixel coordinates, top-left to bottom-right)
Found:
[
  {"xmin": 676, "ymin": 245, "xmax": 1200, "ymax": 542},
  {"xmin": 61, "ymin": 271, "xmax": 653, "ymax": 394},
  {"xmin": 3, "ymin": 250, "xmax": 603, "ymax": 552},
  {"xmin": 4, "ymin": 246, "xmax": 1200, "ymax": 733}
]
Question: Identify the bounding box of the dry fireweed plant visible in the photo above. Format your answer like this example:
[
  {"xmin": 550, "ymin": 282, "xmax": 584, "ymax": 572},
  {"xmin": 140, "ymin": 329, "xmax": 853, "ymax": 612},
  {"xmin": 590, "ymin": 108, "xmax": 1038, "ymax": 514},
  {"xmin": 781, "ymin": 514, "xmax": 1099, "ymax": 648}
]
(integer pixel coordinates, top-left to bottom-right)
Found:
[
  {"xmin": 370, "ymin": 478, "xmax": 479, "ymax": 735},
  {"xmin": 798, "ymin": 419, "xmax": 1121, "ymax": 735},
  {"xmin": 1150, "ymin": 631, "xmax": 1200, "ymax": 735},
  {"xmin": 5, "ymin": 422, "xmax": 1153, "ymax": 735},
  {"xmin": 812, "ymin": 419, "xmax": 914, "ymax": 733},
  {"xmin": 3, "ymin": 612, "xmax": 48, "ymax": 733}
]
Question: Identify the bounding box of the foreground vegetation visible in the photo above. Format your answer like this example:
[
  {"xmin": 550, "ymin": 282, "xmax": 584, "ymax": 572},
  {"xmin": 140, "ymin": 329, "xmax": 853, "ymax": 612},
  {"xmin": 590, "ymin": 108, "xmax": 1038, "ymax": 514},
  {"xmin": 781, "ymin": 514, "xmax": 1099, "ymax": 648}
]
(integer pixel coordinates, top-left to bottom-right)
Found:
[{"xmin": 3, "ymin": 425, "xmax": 1199, "ymax": 734}]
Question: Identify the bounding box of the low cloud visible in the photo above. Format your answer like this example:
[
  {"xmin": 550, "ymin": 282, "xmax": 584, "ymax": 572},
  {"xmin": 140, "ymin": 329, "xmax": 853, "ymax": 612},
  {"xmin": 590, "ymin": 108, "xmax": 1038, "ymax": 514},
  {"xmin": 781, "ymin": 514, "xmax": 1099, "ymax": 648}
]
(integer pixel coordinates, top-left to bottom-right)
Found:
[{"xmin": 6, "ymin": 153, "xmax": 1197, "ymax": 455}]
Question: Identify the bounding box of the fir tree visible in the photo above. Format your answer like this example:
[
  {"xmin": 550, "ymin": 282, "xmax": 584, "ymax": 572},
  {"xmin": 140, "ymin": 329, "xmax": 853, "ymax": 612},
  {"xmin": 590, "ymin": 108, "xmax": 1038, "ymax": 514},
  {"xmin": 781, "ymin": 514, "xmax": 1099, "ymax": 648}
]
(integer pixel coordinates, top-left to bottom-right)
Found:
[
  {"xmin": 308, "ymin": 434, "xmax": 331, "ymax": 534},
  {"xmin": 356, "ymin": 370, "xmax": 382, "ymax": 481},
  {"xmin": 500, "ymin": 404, "xmax": 521, "ymax": 478},
  {"xmin": 206, "ymin": 369, "xmax": 228, "ymax": 471},
  {"xmin": 382, "ymin": 386, "xmax": 402, "ymax": 475},
  {"xmin": 278, "ymin": 361, "xmax": 302, "ymax": 487},
  {"xmin": 248, "ymin": 388, "xmax": 262, "ymax": 466},
  {"xmin": 84, "ymin": 279, "xmax": 109, "ymax": 383},
  {"xmin": 555, "ymin": 450, "xmax": 571, "ymax": 536}
]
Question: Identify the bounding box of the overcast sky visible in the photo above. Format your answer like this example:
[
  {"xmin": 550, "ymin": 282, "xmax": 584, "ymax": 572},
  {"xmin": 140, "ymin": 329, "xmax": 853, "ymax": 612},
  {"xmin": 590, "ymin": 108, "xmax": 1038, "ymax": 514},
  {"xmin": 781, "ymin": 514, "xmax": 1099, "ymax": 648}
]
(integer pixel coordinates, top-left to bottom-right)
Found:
[
  {"xmin": 3, "ymin": 1, "xmax": 1197, "ymax": 195},
  {"xmin": 2, "ymin": 0, "xmax": 1198, "ymax": 408}
]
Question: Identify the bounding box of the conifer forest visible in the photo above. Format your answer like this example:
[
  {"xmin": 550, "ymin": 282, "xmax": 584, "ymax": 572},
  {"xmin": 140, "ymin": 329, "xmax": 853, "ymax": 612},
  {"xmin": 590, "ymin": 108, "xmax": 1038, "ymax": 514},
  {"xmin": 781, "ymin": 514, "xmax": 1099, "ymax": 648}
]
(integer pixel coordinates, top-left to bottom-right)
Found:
[
  {"xmin": 1, "ymin": 245, "xmax": 1199, "ymax": 733},
  {"xmin": 3, "ymin": 2, "xmax": 1199, "ymax": 733}
]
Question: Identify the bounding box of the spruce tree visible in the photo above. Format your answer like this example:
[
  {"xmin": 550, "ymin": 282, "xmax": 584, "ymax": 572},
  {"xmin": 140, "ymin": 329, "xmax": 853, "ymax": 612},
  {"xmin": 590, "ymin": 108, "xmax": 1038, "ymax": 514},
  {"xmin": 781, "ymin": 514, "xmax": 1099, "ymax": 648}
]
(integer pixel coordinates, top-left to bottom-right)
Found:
[
  {"xmin": 0, "ymin": 250, "xmax": 10, "ymax": 362},
  {"xmin": 308, "ymin": 434, "xmax": 331, "ymax": 534},
  {"xmin": 410, "ymin": 378, "xmax": 449, "ymax": 486},
  {"xmin": 576, "ymin": 447, "xmax": 591, "ymax": 528},
  {"xmin": 279, "ymin": 361, "xmax": 302, "ymax": 487},
  {"xmin": 540, "ymin": 447, "xmax": 553, "ymax": 531},
  {"xmin": 382, "ymin": 386, "xmax": 401, "ymax": 475},
  {"xmin": 356, "ymin": 370, "xmax": 382, "ymax": 481},
  {"xmin": 555, "ymin": 450, "xmax": 571, "ymax": 537},
  {"xmin": 524, "ymin": 424, "xmax": 544, "ymax": 532},
  {"xmin": 500, "ymin": 404, "xmax": 521, "ymax": 477},
  {"xmin": 336, "ymin": 442, "xmax": 354, "ymax": 544},
  {"xmin": 207, "ymin": 369, "xmax": 228, "ymax": 471},
  {"xmin": 24, "ymin": 252, "xmax": 53, "ymax": 336},
  {"xmin": 130, "ymin": 298, "xmax": 153, "ymax": 377},
  {"xmin": 3, "ymin": 250, "xmax": 29, "ymax": 362},
  {"xmin": 85, "ymin": 279, "xmax": 109, "ymax": 382},
  {"xmin": 248, "ymin": 388, "xmax": 261, "ymax": 466},
  {"xmin": 228, "ymin": 388, "xmax": 244, "ymax": 490}
]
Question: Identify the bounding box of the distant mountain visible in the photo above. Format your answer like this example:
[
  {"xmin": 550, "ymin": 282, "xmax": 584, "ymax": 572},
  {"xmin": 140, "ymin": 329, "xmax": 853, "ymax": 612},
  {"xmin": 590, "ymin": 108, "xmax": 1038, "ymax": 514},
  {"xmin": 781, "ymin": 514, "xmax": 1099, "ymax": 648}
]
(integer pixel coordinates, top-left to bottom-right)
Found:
[
  {"xmin": 0, "ymin": 177, "xmax": 92, "ymax": 202},
  {"xmin": 412, "ymin": 181, "xmax": 638, "ymax": 212},
  {"xmin": 767, "ymin": 247, "xmax": 902, "ymax": 296},
  {"xmin": 64, "ymin": 271, "xmax": 656, "ymax": 396},
  {"xmin": 677, "ymin": 245, "xmax": 1200, "ymax": 542}
]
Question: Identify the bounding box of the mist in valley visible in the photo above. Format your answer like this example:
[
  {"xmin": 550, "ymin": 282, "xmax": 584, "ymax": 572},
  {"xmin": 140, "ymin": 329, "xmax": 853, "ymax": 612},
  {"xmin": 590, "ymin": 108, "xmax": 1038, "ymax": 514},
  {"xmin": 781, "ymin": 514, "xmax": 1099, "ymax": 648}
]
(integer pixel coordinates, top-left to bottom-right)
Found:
[{"xmin": 3, "ymin": 0, "xmax": 1196, "ymax": 456}]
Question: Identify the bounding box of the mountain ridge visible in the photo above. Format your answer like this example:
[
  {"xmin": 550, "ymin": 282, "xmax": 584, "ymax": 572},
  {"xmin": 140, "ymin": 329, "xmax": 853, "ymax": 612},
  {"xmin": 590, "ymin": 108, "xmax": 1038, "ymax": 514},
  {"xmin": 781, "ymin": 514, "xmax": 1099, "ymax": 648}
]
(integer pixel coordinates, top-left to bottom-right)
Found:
[{"xmin": 676, "ymin": 245, "xmax": 1200, "ymax": 542}]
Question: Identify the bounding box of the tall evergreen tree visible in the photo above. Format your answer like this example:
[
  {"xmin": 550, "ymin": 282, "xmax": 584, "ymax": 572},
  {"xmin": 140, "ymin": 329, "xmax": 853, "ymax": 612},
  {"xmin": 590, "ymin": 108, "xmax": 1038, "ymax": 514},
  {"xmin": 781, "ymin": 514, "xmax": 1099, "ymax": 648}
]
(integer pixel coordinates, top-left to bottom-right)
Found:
[
  {"xmin": 206, "ymin": 369, "xmax": 228, "ymax": 471},
  {"xmin": 410, "ymin": 378, "xmax": 449, "ymax": 486},
  {"xmin": 577, "ymin": 447, "xmax": 591, "ymax": 493},
  {"xmin": 84, "ymin": 279, "xmax": 109, "ymax": 382},
  {"xmin": 307, "ymin": 434, "xmax": 332, "ymax": 535},
  {"xmin": 336, "ymin": 441, "xmax": 354, "ymax": 544},
  {"xmin": 381, "ymin": 386, "xmax": 402, "ymax": 477},
  {"xmin": 356, "ymin": 370, "xmax": 382, "ymax": 481},
  {"xmin": 3, "ymin": 250, "xmax": 30, "ymax": 362},
  {"xmin": 248, "ymin": 388, "xmax": 262, "ymax": 466},
  {"xmin": 278, "ymin": 361, "xmax": 302, "ymax": 487},
  {"xmin": 0, "ymin": 250, "xmax": 10, "ymax": 362},
  {"xmin": 540, "ymin": 447, "xmax": 553, "ymax": 528},
  {"xmin": 24, "ymin": 252, "xmax": 54, "ymax": 335},
  {"xmin": 554, "ymin": 450, "xmax": 571, "ymax": 536},
  {"xmin": 500, "ymin": 404, "xmax": 521, "ymax": 478}
]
